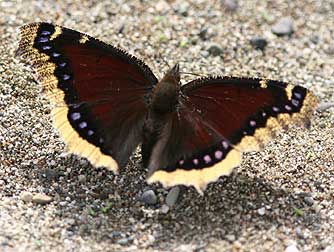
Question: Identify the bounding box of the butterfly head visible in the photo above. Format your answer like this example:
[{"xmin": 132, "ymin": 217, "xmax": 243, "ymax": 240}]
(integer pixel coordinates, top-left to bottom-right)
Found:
[
  {"xmin": 150, "ymin": 64, "xmax": 181, "ymax": 114},
  {"xmin": 165, "ymin": 63, "xmax": 180, "ymax": 83}
]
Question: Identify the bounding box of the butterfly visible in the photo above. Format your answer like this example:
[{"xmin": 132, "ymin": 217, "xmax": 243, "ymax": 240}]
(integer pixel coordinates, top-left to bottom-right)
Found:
[{"xmin": 16, "ymin": 23, "xmax": 318, "ymax": 193}]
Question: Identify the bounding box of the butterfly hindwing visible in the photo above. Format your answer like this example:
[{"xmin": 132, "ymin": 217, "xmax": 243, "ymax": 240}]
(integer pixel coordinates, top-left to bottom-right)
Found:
[
  {"xmin": 17, "ymin": 22, "xmax": 158, "ymax": 170},
  {"xmin": 147, "ymin": 77, "xmax": 318, "ymax": 192}
]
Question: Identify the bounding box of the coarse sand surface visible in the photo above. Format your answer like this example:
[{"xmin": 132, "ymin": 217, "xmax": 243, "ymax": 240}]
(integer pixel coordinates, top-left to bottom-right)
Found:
[{"xmin": 0, "ymin": 1, "xmax": 333, "ymax": 251}]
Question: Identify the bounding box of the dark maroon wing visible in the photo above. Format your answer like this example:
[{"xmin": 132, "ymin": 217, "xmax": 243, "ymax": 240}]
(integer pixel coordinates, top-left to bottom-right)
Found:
[
  {"xmin": 16, "ymin": 22, "xmax": 158, "ymax": 171},
  {"xmin": 147, "ymin": 77, "xmax": 318, "ymax": 192}
]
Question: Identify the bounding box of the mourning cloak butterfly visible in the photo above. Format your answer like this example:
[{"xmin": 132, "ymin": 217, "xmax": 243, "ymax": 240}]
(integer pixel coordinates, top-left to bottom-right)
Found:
[{"xmin": 16, "ymin": 23, "xmax": 318, "ymax": 193}]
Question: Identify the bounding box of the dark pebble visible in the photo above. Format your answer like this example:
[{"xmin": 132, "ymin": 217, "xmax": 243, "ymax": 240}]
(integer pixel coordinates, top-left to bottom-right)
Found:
[
  {"xmin": 140, "ymin": 189, "xmax": 157, "ymax": 205},
  {"xmin": 250, "ymin": 36, "xmax": 268, "ymax": 50},
  {"xmin": 199, "ymin": 27, "xmax": 208, "ymax": 40},
  {"xmin": 295, "ymin": 227, "xmax": 305, "ymax": 239},
  {"xmin": 111, "ymin": 231, "xmax": 122, "ymax": 238},
  {"xmin": 99, "ymin": 188, "xmax": 111, "ymax": 200},
  {"xmin": 271, "ymin": 17, "xmax": 294, "ymax": 36},
  {"xmin": 310, "ymin": 35, "xmax": 319, "ymax": 44},
  {"xmin": 41, "ymin": 168, "xmax": 59, "ymax": 180},
  {"xmin": 304, "ymin": 196, "xmax": 315, "ymax": 206},
  {"xmin": 207, "ymin": 43, "xmax": 223, "ymax": 56}
]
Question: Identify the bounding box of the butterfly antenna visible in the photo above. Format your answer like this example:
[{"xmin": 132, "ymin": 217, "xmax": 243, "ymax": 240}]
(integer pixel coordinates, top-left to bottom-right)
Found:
[
  {"xmin": 159, "ymin": 53, "xmax": 170, "ymax": 69},
  {"xmin": 179, "ymin": 71, "xmax": 205, "ymax": 78}
]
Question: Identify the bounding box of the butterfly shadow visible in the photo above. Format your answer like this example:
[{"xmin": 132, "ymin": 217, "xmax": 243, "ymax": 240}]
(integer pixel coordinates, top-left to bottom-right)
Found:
[
  {"xmin": 152, "ymin": 174, "xmax": 321, "ymax": 248},
  {"xmin": 33, "ymin": 154, "xmax": 320, "ymax": 249}
]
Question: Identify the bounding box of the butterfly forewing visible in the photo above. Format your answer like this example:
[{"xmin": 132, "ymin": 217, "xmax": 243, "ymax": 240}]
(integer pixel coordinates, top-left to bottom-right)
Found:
[{"xmin": 17, "ymin": 22, "xmax": 158, "ymax": 170}]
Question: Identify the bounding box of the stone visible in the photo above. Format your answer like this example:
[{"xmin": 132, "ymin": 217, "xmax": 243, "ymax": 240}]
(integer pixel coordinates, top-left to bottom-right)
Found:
[
  {"xmin": 20, "ymin": 191, "xmax": 33, "ymax": 203},
  {"xmin": 78, "ymin": 174, "xmax": 86, "ymax": 183},
  {"xmin": 324, "ymin": 246, "xmax": 334, "ymax": 252},
  {"xmin": 222, "ymin": 0, "xmax": 238, "ymax": 11},
  {"xmin": 226, "ymin": 234, "xmax": 236, "ymax": 242},
  {"xmin": 258, "ymin": 207, "xmax": 265, "ymax": 216},
  {"xmin": 140, "ymin": 190, "xmax": 157, "ymax": 205},
  {"xmin": 303, "ymin": 196, "xmax": 315, "ymax": 206},
  {"xmin": 117, "ymin": 238, "xmax": 130, "ymax": 245},
  {"xmin": 166, "ymin": 186, "xmax": 180, "ymax": 207},
  {"xmin": 285, "ymin": 244, "xmax": 300, "ymax": 252},
  {"xmin": 272, "ymin": 17, "xmax": 294, "ymax": 36},
  {"xmin": 32, "ymin": 193, "xmax": 53, "ymax": 204},
  {"xmin": 317, "ymin": 102, "xmax": 334, "ymax": 112},
  {"xmin": 250, "ymin": 36, "xmax": 268, "ymax": 50},
  {"xmin": 160, "ymin": 204, "xmax": 170, "ymax": 214},
  {"xmin": 207, "ymin": 43, "xmax": 223, "ymax": 56}
]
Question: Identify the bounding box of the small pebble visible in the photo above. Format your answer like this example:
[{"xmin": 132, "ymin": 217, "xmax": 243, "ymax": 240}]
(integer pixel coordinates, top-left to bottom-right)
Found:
[
  {"xmin": 207, "ymin": 43, "xmax": 223, "ymax": 56},
  {"xmin": 310, "ymin": 35, "xmax": 319, "ymax": 44},
  {"xmin": 43, "ymin": 168, "xmax": 58, "ymax": 180},
  {"xmin": 222, "ymin": 0, "xmax": 238, "ymax": 11},
  {"xmin": 117, "ymin": 238, "xmax": 130, "ymax": 245},
  {"xmin": 272, "ymin": 17, "xmax": 294, "ymax": 36},
  {"xmin": 324, "ymin": 246, "xmax": 334, "ymax": 252},
  {"xmin": 32, "ymin": 193, "xmax": 53, "ymax": 204},
  {"xmin": 325, "ymin": 45, "xmax": 334, "ymax": 55},
  {"xmin": 199, "ymin": 27, "xmax": 208, "ymax": 40},
  {"xmin": 312, "ymin": 204, "xmax": 322, "ymax": 213},
  {"xmin": 166, "ymin": 186, "xmax": 180, "ymax": 207},
  {"xmin": 226, "ymin": 234, "xmax": 236, "ymax": 242},
  {"xmin": 257, "ymin": 207, "xmax": 265, "ymax": 216},
  {"xmin": 303, "ymin": 196, "xmax": 315, "ymax": 206},
  {"xmin": 78, "ymin": 175, "xmax": 86, "ymax": 183},
  {"xmin": 295, "ymin": 227, "xmax": 304, "ymax": 239},
  {"xmin": 317, "ymin": 102, "xmax": 334, "ymax": 112},
  {"xmin": 20, "ymin": 191, "xmax": 33, "ymax": 203},
  {"xmin": 233, "ymin": 241, "xmax": 242, "ymax": 249},
  {"xmin": 160, "ymin": 204, "xmax": 170, "ymax": 214},
  {"xmin": 155, "ymin": 0, "xmax": 169, "ymax": 12},
  {"xmin": 285, "ymin": 244, "xmax": 300, "ymax": 252},
  {"xmin": 250, "ymin": 36, "xmax": 268, "ymax": 50},
  {"xmin": 111, "ymin": 231, "xmax": 122, "ymax": 238},
  {"xmin": 175, "ymin": 2, "xmax": 189, "ymax": 17},
  {"xmin": 140, "ymin": 190, "xmax": 157, "ymax": 205}
]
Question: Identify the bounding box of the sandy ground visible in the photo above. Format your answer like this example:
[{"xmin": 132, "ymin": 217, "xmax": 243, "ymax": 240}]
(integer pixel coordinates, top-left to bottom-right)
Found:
[{"xmin": 0, "ymin": 0, "xmax": 333, "ymax": 251}]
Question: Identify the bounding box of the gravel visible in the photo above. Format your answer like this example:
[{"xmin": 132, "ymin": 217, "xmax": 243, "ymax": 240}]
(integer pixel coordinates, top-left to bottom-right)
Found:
[{"xmin": 0, "ymin": 0, "xmax": 333, "ymax": 252}]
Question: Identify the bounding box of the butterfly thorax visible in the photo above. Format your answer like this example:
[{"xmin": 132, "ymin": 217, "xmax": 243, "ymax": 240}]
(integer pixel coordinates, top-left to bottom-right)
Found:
[
  {"xmin": 149, "ymin": 64, "xmax": 180, "ymax": 115},
  {"xmin": 141, "ymin": 64, "xmax": 181, "ymax": 167}
]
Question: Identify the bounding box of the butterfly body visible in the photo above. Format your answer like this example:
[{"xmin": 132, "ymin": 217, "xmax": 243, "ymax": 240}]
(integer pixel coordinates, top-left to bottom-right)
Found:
[{"xmin": 17, "ymin": 23, "xmax": 318, "ymax": 192}]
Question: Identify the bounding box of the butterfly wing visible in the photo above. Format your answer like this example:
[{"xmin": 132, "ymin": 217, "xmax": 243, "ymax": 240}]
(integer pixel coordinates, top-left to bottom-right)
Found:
[
  {"xmin": 147, "ymin": 77, "xmax": 318, "ymax": 192},
  {"xmin": 17, "ymin": 22, "xmax": 158, "ymax": 171}
]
